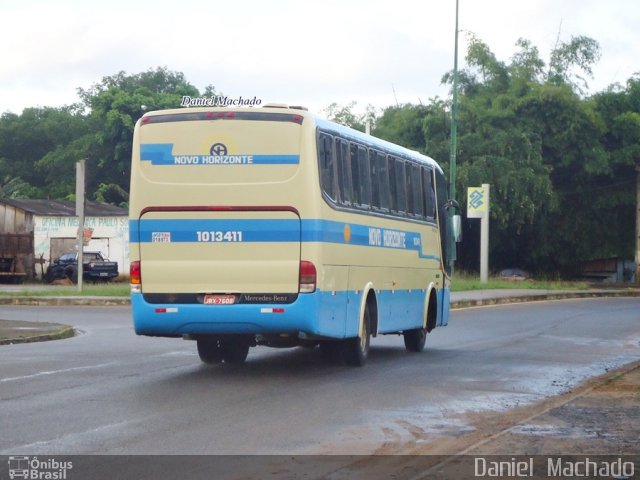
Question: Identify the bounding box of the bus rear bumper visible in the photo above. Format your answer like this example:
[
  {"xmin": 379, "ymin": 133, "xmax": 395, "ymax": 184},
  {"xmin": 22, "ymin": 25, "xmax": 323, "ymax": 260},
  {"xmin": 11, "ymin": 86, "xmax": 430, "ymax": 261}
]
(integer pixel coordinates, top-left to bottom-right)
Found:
[{"xmin": 131, "ymin": 292, "xmax": 327, "ymax": 338}]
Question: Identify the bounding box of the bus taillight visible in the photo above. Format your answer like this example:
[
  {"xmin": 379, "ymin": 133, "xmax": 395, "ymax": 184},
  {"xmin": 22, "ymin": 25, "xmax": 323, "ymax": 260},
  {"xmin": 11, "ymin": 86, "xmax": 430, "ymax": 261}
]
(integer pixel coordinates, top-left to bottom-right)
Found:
[
  {"xmin": 130, "ymin": 261, "xmax": 141, "ymax": 292},
  {"xmin": 299, "ymin": 261, "xmax": 316, "ymax": 293}
]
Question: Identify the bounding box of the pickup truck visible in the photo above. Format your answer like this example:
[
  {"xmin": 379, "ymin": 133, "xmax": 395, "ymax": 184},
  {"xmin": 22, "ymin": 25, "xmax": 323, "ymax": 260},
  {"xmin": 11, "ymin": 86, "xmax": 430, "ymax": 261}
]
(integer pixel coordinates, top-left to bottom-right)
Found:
[{"xmin": 45, "ymin": 251, "xmax": 119, "ymax": 283}]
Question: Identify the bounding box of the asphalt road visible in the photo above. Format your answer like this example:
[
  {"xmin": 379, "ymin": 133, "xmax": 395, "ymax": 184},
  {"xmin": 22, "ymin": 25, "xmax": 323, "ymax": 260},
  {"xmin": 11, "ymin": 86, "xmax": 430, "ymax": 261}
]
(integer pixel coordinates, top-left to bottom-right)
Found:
[{"xmin": 1, "ymin": 298, "xmax": 639, "ymax": 456}]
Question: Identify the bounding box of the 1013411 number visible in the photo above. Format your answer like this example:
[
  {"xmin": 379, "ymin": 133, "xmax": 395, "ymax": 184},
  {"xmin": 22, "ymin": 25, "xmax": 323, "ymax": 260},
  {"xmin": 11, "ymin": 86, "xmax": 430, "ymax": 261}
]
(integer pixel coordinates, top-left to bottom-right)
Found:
[{"xmin": 196, "ymin": 231, "xmax": 243, "ymax": 242}]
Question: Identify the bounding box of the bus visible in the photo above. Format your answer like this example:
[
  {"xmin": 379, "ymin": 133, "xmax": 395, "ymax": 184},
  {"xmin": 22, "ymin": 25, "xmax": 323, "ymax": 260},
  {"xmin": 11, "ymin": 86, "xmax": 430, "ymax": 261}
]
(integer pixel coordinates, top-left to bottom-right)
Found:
[{"xmin": 129, "ymin": 104, "xmax": 459, "ymax": 366}]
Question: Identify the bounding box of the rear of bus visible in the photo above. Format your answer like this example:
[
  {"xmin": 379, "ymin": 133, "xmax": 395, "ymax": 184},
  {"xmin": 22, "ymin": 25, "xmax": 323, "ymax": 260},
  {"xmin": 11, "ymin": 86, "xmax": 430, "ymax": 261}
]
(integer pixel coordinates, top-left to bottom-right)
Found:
[{"xmin": 129, "ymin": 107, "xmax": 321, "ymax": 350}]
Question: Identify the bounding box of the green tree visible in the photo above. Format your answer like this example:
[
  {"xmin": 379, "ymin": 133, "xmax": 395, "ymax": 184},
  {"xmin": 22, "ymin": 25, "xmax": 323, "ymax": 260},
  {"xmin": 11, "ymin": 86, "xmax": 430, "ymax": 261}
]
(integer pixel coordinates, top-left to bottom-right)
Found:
[
  {"xmin": 547, "ymin": 35, "xmax": 601, "ymax": 94},
  {"xmin": 588, "ymin": 76, "xmax": 640, "ymax": 260},
  {"xmin": 409, "ymin": 34, "xmax": 611, "ymax": 274},
  {"xmin": 0, "ymin": 106, "xmax": 90, "ymax": 198},
  {"xmin": 322, "ymin": 102, "xmax": 377, "ymax": 132},
  {"xmin": 374, "ymin": 104, "xmax": 430, "ymax": 152},
  {"xmin": 0, "ymin": 176, "xmax": 29, "ymax": 198}
]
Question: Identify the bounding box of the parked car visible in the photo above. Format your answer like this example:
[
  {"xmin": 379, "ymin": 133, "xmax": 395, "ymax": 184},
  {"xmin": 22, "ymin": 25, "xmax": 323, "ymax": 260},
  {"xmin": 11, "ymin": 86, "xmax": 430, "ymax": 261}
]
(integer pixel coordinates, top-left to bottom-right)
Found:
[{"xmin": 45, "ymin": 251, "xmax": 119, "ymax": 283}]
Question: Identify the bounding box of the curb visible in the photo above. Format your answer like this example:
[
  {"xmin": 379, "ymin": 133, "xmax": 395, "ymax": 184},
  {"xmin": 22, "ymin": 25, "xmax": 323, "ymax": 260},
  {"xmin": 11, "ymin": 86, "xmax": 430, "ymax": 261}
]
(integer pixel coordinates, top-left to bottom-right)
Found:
[
  {"xmin": 451, "ymin": 289, "xmax": 640, "ymax": 310},
  {"xmin": 0, "ymin": 325, "xmax": 75, "ymax": 346},
  {"xmin": 0, "ymin": 296, "xmax": 130, "ymax": 306}
]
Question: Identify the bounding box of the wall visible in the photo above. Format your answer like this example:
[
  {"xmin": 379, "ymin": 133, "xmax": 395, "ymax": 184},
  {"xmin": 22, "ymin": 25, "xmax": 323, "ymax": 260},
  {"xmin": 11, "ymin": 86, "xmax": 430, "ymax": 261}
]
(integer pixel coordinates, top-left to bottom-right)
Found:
[
  {"xmin": 0, "ymin": 203, "xmax": 34, "ymax": 234},
  {"xmin": 33, "ymin": 215, "xmax": 129, "ymax": 279},
  {"xmin": 0, "ymin": 204, "xmax": 35, "ymax": 277}
]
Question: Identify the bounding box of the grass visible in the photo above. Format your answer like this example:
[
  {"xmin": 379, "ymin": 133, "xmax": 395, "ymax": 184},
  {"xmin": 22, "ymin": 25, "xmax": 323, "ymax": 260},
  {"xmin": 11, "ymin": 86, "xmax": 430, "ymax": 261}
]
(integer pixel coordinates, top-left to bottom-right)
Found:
[
  {"xmin": 2, "ymin": 275, "xmax": 593, "ymax": 297},
  {"xmin": 0, "ymin": 282, "xmax": 130, "ymax": 297},
  {"xmin": 451, "ymin": 272, "xmax": 590, "ymax": 292}
]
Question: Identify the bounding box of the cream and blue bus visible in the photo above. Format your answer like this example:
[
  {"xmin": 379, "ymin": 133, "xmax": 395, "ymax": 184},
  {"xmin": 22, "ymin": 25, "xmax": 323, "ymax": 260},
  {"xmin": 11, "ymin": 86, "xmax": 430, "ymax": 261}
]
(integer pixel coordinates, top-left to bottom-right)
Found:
[{"xmin": 129, "ymin": 104, "xmax": 459, "ymax": 366}]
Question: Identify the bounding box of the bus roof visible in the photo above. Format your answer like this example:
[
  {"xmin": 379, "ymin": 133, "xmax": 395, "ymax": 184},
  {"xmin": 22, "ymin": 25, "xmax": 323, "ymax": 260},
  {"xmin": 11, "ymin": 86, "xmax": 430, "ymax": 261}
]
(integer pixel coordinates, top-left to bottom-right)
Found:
[
  {"xmin": 140, "ymin": 106, "xmax": 443, "ymax": 173},
  {"xmin": 313, "ymin": 117, "xmax": 442, "ymax": 172}
]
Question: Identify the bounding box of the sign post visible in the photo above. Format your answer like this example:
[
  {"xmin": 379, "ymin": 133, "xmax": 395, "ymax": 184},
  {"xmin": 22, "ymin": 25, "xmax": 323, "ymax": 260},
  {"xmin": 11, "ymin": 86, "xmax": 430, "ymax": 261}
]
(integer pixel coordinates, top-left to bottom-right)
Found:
[
  {"xmin": 76, "ymin": 160, "xmax": 86, "ymax": 293},
  {"xmin": 467, "ymin": 184, "xmax": 490, "ymax": 283}
]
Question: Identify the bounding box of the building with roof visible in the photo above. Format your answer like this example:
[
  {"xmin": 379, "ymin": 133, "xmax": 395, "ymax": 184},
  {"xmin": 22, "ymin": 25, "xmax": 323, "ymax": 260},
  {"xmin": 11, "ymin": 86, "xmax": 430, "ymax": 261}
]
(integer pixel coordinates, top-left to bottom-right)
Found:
[{"xmin": 0, "ymin": 199, "xmax": 128, "ymax": 281}]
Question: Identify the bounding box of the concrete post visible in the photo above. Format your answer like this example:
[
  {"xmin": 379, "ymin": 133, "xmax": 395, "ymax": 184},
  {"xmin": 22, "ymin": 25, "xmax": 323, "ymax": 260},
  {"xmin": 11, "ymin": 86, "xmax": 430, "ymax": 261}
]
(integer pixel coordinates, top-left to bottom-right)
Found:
[
  {"xmin": 636, "ymin": 166, "xmax": 640, "ymax": 284},
  {"xmin": 480, "ymin": 183, "xmax": 490, "ymax": 283},
  {"xmin": 76, "ymin": 160, "xmax": 85, "ymax": 293}
]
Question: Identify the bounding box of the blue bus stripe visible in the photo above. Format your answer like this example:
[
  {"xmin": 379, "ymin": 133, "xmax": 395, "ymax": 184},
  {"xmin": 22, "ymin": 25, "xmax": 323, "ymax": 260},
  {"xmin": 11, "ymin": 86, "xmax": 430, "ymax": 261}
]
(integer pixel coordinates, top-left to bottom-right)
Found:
[
  {"xmin": 130, "ymin": 218, "xmax": 441, "ymax": 262},
  {"xmin": 140, "ymin": 143, "xmax": 299, "ymax": 165}
]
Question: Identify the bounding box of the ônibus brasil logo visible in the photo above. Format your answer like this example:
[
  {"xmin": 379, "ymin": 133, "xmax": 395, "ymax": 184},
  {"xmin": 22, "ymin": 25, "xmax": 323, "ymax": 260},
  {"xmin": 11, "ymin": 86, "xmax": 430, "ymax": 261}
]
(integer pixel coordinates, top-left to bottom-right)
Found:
[{"xmin": 8, "ymin": 456, "xmax": 73, "ymax": 480}]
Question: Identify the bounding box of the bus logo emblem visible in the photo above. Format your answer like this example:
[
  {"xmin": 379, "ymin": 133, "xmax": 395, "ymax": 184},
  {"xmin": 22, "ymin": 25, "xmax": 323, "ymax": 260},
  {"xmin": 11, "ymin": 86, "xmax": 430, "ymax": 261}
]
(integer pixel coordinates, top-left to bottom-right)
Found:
[
  {"xmin": 210, "ymin": 143, "xmax": 228, "ymax": 156},
  {"xmin": 8, "ymin": 456, "xmax": 30, "ymax": 479}
]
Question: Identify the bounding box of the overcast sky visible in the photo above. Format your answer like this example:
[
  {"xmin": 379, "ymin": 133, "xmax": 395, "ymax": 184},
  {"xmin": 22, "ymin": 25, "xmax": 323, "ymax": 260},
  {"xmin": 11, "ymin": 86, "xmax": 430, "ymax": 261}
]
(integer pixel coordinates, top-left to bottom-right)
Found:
[{"xmin": 1, "ymin": 0, "xmax": 638, "ymax": 116}]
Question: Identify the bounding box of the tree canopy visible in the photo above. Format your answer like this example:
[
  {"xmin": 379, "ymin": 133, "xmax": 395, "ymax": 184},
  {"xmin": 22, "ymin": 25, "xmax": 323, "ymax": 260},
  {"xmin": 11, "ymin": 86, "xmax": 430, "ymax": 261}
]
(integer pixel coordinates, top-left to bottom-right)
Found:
[{"xmin": 370, "ymin": 35, "xmax": 636, "ymax": 275}]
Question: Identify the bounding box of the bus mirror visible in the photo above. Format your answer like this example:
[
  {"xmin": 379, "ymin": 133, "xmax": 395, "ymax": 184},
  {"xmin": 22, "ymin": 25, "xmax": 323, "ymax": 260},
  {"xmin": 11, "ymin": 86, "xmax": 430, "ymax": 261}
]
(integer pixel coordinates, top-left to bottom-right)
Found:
[
  {"xmin": 452, "ymin": 215, "xmax": 462, "ymax": 243},
  {"xmin": 445, "ymin": 199, "xmax": 460, "ymax": 211}
]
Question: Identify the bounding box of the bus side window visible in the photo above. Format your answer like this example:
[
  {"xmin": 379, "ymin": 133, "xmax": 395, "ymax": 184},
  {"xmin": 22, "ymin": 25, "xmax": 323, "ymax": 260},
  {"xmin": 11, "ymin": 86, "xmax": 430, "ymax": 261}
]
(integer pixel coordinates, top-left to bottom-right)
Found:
[
  {"xmin": 318, "ymin": 132, "xmax": 337, "ymax": 202},
  {"xmin": 410, "ymin": 163, "xmax": 424, "ymax": 218},
  {"xmin": 370, "ymin": 150, "xmax": 381, "ymax": 209},
  {"xmin": 377, "ymin": 152, "xmax": 390, "ymax": 211},
  {"xmin": 388, "ymin": 155, "xmax": 398, "ymax": 212},
  {"xmin": 336, "ymin": 139, "xmax": 351, "ymax": 205},
  {"xmin": 422, "ymin": 166, "xmax": 436, "ymax": 219},
  {"xmin": 394, "ymin": 157, "xmax": 407, "ymax": 215},
  {"xmin": 349, "ymin": 143, "xmax": 360, "ymax": 206},
  {"xmin": 405, "ymin": 162, "xmax": 414, "ymax": 215},
  {"xmin": 357, "ymin": 145, "xmax": 371, "ymax": 209}
]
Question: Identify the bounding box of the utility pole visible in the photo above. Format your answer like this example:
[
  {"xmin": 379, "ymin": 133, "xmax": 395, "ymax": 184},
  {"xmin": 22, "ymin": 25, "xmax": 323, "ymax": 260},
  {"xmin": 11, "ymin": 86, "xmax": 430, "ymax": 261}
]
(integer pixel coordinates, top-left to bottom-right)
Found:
[
  {"xmin": 76, "ymin": 159, "xmax": 86, "ymax": 293},
  {"xmin": 449, "ymin": 0, "xmax": 460, "ymax": 273},
  {"xmin": 450, "ymin": 0, "xmax": 459, "ymax": 204},
  {"xmin": 636, "ymin": 165, "xmax": 640, "ymax": 284},
  {"xmin": 479, "ymin": 184, "xmax": 490, "ymax": 283}
]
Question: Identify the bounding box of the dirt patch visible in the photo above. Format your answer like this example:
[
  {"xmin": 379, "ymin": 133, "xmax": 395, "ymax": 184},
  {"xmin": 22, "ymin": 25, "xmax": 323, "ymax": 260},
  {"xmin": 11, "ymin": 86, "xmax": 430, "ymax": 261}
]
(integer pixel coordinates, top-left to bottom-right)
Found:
[
  {"xmin": 458, "ymin": 361, "xmax": 640, "ymax": 456},
  {"xmin": 362, "ymin": 360, "xmax": 640, "ymax": 458},
  {"xmin": 274, "ymin": 362, "xmax": 640, "ymax": 479},
  {"xmin": 361, "ymin": 361, "xmax": 639, "ymax": 458}
]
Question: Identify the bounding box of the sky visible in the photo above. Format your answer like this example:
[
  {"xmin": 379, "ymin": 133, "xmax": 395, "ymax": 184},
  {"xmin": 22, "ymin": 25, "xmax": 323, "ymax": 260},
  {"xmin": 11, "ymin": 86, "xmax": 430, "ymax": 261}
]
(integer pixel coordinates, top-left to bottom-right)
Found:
[{"xmin": 1, "ymin": 0, "xmax": 638, "ymax": 116}]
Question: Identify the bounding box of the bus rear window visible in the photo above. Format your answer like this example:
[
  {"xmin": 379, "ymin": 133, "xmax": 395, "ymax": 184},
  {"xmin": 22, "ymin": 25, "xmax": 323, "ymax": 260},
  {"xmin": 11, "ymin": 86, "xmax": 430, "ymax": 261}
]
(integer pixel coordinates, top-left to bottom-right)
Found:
[{"xmin": 137, "ymin": 114, "xmax": 302, "ymax": 185}]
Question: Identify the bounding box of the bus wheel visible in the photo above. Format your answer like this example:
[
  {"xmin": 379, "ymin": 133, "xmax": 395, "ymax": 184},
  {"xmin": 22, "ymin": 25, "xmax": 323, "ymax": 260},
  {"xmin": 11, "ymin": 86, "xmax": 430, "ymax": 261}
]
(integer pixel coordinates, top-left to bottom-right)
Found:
[
  {"xmin": 197, "ymin": 337, "xmax": 222, "ymax": 364},
  {"xmin": 344, "ymin": 307, "xmax": 371, "ymax": 367},
  {"xmin": 403, "ymin": 327, "xmax": 427, "ymax": 352},
  {"xmin": 220, "ymin": 337, "xmax": 250, "ymax": 364}
]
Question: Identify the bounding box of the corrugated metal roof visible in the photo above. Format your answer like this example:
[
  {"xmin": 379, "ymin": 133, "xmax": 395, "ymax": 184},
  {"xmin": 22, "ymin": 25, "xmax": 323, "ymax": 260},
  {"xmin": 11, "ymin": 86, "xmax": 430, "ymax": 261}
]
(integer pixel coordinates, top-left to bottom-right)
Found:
[{"xmin": 0, "ymin": 199, "xmax": 127, "ymax": 217}]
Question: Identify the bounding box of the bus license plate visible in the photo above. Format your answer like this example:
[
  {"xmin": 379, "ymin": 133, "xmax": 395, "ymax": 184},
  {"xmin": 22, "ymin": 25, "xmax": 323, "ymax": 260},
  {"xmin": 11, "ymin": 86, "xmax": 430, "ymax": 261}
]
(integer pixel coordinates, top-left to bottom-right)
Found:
[{"xmin": 203, "ymin": 295, "xmax": 236, "ymax": 305}]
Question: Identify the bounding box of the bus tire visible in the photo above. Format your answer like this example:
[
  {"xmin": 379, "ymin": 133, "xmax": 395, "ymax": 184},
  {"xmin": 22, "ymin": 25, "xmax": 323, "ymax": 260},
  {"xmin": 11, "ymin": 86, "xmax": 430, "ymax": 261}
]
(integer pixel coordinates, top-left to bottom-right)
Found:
[
  {"xmin": 220, "ymin": 336, "xmax": 250, "ymax": 364},
  {"xmin": 344, "ymin": 306, "xmax": 371, "ymax": 367},
  {"xmin": 197, "ymin": 337, "xmax": 222, "ymax": 364},
  {"xmin": 403, "ymin": 327, "xmax": 427, "ymax": 352}
]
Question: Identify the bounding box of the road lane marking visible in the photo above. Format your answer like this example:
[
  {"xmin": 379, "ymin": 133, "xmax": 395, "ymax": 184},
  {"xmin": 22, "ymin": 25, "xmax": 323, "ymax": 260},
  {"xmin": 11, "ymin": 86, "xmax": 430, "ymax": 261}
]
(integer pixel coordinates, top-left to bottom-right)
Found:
[
  {"xmin": 0, "ymin": 351, "xmax": 198, "ymax": 383},
  {"xmin": 0, "ymin": 362, "xmax": 119, "ymax": 383}
]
